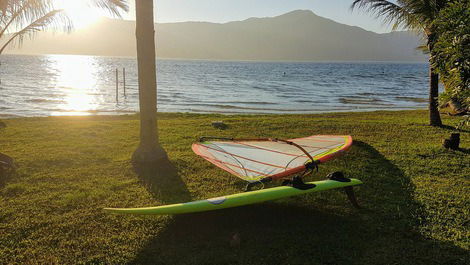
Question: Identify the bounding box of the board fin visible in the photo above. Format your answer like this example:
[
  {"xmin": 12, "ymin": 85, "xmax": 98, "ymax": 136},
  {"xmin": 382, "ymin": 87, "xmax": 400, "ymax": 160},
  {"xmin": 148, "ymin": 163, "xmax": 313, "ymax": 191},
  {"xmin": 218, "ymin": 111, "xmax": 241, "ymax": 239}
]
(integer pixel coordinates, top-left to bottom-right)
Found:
[{"xmin": 327, "ymin": 171, "xmax": 361, "ymax": 208}]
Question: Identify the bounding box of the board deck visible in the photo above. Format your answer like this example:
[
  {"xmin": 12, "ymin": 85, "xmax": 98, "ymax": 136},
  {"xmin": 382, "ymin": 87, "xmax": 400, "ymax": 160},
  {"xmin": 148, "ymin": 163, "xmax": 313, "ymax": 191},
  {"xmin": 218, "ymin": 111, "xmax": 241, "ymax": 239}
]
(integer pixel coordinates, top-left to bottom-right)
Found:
[{"xmin": 104, "ymin": 178, "xmax": 362, "ymax": 215}]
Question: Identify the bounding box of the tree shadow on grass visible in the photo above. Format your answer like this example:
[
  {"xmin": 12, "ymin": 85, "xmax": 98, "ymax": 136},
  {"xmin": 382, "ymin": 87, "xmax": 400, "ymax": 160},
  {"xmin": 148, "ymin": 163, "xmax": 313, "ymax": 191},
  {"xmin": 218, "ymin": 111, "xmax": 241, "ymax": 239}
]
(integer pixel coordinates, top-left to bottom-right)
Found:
[
  {"xmin": 0, "ymin": 152, "xmax": 15, "ymax": 189},
  {"xmin": 441, "ymin": 125, "xmax": 470, "ymax": 133},
  {"xmin": 132, "ymin": 155, "xmax": 191, "ymax": 204},
  {"xmin": 412, "ymin": 123, "xmax": 470, "ymax": 133},
  {"xmin": 456, "ymin": 148, "xmax": 470, "ymax": 154},
  {"xmin": 130, "ymin": 141, "xmax": 468, "ymax": 265},
  {"xmin": 0, "ymin": 169, "xmax": 13, "ymax": 189}
]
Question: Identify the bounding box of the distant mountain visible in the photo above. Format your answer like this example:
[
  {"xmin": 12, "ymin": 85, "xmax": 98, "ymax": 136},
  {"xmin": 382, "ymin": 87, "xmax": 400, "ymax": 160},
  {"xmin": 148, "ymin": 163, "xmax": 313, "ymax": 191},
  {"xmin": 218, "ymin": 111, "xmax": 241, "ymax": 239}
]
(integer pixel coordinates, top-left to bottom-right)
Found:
[{"xmin": 5, "ymin": 10, "xmax": 426, "ymax": 61}]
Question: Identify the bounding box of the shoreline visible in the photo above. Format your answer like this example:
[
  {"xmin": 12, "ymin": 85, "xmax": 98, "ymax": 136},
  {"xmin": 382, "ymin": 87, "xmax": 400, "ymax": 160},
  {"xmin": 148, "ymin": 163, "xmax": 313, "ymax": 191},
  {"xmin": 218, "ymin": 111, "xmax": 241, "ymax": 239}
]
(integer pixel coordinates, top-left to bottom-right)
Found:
[
  {"xmin": 3, "ymin": 53, "xmax": 429, "ymax": 64},
  {"xmin": 0, "ymin": 107, "xmax": 429, "ymax": 120}
]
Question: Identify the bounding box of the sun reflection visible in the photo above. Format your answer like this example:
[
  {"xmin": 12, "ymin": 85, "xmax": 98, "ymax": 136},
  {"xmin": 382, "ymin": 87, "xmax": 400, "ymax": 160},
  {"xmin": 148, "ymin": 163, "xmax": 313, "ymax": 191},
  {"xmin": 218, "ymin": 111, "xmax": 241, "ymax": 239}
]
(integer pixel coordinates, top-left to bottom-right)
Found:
[
  {"xmin": 62, "ymin": 89, "xmax": 96, "ymax": 112},
  {"xmin": 53, "ymin": 55, "xmax": 97, "ymax": 89},
  {"xmin": 48, "ymin": 55, "xmax": 101, "ymax": 116}
]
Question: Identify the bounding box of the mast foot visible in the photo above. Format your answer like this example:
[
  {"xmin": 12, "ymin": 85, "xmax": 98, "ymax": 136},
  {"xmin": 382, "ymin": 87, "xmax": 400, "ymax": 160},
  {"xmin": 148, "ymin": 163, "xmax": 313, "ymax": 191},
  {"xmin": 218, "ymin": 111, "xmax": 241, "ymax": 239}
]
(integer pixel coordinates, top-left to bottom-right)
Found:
[
  {"xmin": 245, "ymin": 177, "xmax": 272, "ymax": 191},
  {"xmin": 282, "ymin": 176, "xmax": 316, "ymax": 190}
]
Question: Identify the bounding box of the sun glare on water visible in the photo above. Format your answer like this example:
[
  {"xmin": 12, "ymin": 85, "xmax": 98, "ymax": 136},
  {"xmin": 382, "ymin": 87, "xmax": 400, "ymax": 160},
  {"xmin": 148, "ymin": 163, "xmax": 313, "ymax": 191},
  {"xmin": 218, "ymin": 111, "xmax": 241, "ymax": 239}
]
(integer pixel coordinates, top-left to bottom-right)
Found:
[
  {"xmin": 49, "ymin": 55, "xmax": 101, "ymax": 116},
  {"xmin": 53, "ymin": 0, "xmax": 102, "ymax": 29}
]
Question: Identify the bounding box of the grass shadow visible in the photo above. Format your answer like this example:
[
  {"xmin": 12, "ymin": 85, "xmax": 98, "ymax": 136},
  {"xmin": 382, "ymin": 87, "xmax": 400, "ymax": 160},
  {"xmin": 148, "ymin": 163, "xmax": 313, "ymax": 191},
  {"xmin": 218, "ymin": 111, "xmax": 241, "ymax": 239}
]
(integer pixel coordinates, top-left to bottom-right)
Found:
[
  {"xmin": 0, "ymin": 152, "xmax": 15, "ymax": 189},
  {"xmin": 437, "ymin": 124, "xmax": 470, "ymax": 133},
  {"xmin": 411, "ymin": 123, "xmax": 470, "ymax": 133},
  {"xmin": 0, "ymin": 168, "xmax": 13, "ymax": 189},
  {"xmin": 456, "ymin": 148, "xmax": 470, "ymax": 154},
  {"xmin": 129, "ymin": 141, "xmax": 468, "ymax": 265},
  {"xmin": 132, "ymin": 155, "xmax": 191, "ymax": 204}
]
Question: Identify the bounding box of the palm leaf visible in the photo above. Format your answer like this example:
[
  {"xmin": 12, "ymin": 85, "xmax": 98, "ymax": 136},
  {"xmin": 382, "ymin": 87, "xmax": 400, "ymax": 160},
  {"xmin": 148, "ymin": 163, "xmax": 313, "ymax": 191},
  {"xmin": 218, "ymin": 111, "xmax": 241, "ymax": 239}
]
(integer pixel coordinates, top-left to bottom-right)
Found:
[
  {"xmin": 1, "ymin": 0, "xmax": 56, "ymax": 35},
  {"xmin": 0, "ymin": 8, "xmax": 67, "ymax": 53},
  {"xmin": 0, "ymin": 0, "xmax": 128, "ymax": 54},
  {"xmin": 351, "ymin": 0, "xmax": 424, "ymax": 31},
  {"xmin": 91, "ymin": 0, "xmax": 128, "ymax": 17},
  {"xmin": 416, "ymin": 44, "xmax": 430, "ymax": 54}
]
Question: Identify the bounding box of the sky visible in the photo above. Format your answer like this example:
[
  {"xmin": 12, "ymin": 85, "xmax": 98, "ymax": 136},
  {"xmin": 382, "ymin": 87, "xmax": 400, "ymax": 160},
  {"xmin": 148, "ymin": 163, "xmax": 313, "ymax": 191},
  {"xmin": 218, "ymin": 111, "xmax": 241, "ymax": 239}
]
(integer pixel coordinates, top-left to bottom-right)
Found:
[
  {"xmin": 126, "ymin": 0, "xmax": 394, "ymax": 33},
  {"xmin": 56, "ymin": 0, "xmax": 394, "ymax": 33}
]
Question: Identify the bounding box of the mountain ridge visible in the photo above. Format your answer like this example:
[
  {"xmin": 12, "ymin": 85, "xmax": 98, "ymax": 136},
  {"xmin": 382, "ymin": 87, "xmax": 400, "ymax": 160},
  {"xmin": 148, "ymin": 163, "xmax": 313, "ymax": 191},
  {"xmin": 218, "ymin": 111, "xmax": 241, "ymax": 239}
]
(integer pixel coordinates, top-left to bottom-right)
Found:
[{"xmin": 5, "ymin": 10, "xmax": 426, "ymax": 61}]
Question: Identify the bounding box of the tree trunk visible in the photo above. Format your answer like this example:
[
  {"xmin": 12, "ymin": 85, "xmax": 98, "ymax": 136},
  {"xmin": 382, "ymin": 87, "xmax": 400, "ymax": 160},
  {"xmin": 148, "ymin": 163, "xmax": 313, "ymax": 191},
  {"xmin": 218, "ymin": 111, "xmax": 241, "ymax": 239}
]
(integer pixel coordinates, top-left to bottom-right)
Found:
[
  {"xmin": 429, "ymin": 64, "xmax": 442, "ymax": 126},
  {"xmin": 132, "ymin": 0, "xmax": 167, "ymax": 163}
]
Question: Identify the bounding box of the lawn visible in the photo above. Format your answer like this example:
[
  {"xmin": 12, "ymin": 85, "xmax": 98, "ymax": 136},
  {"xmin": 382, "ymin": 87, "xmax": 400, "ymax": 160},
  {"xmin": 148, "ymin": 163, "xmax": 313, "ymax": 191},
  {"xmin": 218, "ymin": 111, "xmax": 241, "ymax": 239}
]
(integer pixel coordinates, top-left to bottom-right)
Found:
[{"xmin": 0, "ymin": 110, "xmax": 468, "ymax": 264}]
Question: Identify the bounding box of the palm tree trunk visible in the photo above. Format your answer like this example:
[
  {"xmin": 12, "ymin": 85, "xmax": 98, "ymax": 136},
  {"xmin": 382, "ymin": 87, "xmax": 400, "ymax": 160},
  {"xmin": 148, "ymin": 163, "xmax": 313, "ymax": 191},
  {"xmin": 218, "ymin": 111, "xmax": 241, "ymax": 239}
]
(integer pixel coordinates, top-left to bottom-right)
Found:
[
  {"xmin": 132, "ymin": 0, "xmax": 166, "ymax": 163},
  {"xmin": 429, "ymin": 64, "xmax": 442, "ymax": 126}
]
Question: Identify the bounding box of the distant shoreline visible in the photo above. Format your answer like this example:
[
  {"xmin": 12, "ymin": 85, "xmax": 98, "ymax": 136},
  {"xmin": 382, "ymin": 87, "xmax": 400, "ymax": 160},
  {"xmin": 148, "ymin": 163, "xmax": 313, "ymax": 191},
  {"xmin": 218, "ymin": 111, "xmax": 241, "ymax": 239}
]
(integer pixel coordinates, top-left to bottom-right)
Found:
[{"xmin": 2, "ymin": 53, "xmax": 428, "ymax": 64}]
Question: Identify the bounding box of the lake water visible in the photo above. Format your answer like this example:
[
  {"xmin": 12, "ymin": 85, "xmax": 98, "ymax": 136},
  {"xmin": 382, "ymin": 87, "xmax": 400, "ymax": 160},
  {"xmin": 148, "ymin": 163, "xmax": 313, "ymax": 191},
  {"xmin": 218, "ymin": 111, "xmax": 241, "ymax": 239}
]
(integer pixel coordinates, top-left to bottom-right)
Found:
[{"xmin": 0, "ymin": 54, "xmax": 430, "ymax": 118}]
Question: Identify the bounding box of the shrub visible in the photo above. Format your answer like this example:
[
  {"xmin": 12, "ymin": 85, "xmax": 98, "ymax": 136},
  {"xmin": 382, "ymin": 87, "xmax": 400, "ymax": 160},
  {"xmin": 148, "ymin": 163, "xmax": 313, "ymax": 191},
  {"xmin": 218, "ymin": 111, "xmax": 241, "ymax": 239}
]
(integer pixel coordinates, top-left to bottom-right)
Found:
[{"xmin": 432, "ymin": 0, "xmax": 470, "ymax": 111}]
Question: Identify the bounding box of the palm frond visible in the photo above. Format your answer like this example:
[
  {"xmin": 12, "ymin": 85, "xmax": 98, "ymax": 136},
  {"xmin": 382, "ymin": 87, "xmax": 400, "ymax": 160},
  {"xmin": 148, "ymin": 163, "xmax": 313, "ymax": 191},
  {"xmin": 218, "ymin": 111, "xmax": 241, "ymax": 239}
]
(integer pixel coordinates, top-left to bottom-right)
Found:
[
  {"xmin": 0, "ymin": 0, "xmax": 127, "ymax": 54},
  {"xmin": 416, "ymin": 44, "xmax": 430, "ymax": 54},
  {"xmin": 352, "ymin": 0, "xmax": 453, "ymax": 32},
  {"xmin": 0, "ymin": 0, "xmax": 70, "ymax": 39},
  {"xmin": 2, "ymin": 0, "xmax": 54, "ymax": 30},
  {"xmin": 1, "ymin": 0, "xmax": 55, "ymax": 33},
  {"xmin": 351, "ymin": 0, "xmax": 429, "ymax": 31},
  {"xmin": 0, "ymin": 8, "xmax": 68, "ymax": 53},
  {"xmin": 91, "ymin": 0, "xmax": 128, "ymax": 17}
]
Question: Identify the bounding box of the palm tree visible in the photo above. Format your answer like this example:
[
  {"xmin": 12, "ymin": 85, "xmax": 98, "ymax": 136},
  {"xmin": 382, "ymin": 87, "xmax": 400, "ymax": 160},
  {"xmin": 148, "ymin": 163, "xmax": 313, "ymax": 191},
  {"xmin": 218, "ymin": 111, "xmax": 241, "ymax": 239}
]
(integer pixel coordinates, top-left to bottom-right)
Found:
[
  {"xmin": 0, "ymin": 0, "xmax": 127, "ymax": 53},
  {"xmin": 132, "ymin": 0, "xmax": 167, "ymax": 164},
  {"xmin": 1, "ymin": 0, "xmax": 164, "ymax": 163},
  {"xmin": 351, "ymin": 0, "xmax": 448, "ymax": 126}
]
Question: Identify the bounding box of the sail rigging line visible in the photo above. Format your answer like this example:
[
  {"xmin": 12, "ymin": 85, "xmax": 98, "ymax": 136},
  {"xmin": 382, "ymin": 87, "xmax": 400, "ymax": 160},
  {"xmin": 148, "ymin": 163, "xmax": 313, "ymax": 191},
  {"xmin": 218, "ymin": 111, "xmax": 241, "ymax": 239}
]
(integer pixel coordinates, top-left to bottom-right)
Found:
[
  {"xmin": 268, "ymin": 138, "xmax": 314, "ymax": 162},
  {"xmin": 194, "ymin": 143, "xmax": 291, "ymax": 170},
  {"xmin": 235, "ymin": 138, "xmax": 343, "ymax": 160},
  {"xmin": 304, "ymin": 135, "xmax": 346, "ymax": 142},
  {"xmin": 294, "ymin": 142, "xmax": 344, "ymax": 150},
  {"xmin": 232, "ymin": 141, "xmax": 342, "ymax": 162},
  {"xmin": 197, "ymin": 154, "xmax": 270, "ymax": 177},
  {"xmin": 204, "ymin": 143, "xmax": 251, "ymax": 178},
  {"xmin": 200, "ymin": 137, "xmax": 314, "ymax": 159},
  {"xmin": 194, "ymin": 135, "xmax": 352, "ymax": 183},
  {"xmin": 284, "ymin": 153, "xmax": 308, "ymax": 171},
  {"xmin": 230, "ymin": 141, "xmax": 305, "ymax": 158},
  {"xmin": 198, "ymin": 137, "xmax": 317, "ymax": 180},
  {"xmin": 199, "ymin": 150, "xmax": 241, "ymax": 177}
]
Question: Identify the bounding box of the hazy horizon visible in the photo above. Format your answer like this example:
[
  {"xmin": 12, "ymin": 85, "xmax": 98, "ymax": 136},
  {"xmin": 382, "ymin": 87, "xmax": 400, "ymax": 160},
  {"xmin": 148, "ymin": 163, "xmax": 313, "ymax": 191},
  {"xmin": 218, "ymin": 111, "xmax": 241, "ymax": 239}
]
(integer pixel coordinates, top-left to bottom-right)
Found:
[
  {"xmin": 2, "ymin": 53, "xmax": 430, "ymax": 64},
  {"xmin": 5, "ymin": 10, "xmax": 426, "ymax": 62}
]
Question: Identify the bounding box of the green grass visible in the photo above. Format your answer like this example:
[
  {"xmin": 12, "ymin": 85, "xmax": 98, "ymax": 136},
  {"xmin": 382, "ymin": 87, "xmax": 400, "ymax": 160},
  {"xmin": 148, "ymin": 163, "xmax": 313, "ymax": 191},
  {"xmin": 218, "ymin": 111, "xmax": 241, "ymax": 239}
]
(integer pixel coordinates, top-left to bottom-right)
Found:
[{"xmin": 0, "ymin": 110, "xmax": 468, "ymax": 265}]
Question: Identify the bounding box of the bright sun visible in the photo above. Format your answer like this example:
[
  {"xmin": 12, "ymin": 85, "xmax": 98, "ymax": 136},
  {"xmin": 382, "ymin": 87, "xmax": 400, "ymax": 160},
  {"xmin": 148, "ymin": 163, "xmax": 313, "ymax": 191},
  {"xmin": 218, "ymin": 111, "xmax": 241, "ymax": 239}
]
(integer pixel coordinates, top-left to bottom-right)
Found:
[{"xmin": 54, "ymin": 0, "xmax": 102, "ymax": 29}]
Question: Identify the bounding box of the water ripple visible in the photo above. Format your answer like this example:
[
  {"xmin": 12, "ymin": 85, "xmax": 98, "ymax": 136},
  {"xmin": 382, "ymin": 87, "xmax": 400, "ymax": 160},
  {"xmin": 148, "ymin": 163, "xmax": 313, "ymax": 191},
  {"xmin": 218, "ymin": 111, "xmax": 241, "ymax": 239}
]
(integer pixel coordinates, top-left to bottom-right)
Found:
[{"xmin": 0, "ymin": 54, "xmax": 432, "ymax": 117}]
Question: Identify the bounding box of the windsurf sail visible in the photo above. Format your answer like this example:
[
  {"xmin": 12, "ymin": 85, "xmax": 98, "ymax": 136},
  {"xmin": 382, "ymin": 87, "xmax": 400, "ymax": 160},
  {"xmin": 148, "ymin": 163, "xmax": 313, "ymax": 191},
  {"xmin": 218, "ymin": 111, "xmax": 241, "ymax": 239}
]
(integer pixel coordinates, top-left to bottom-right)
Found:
[{"xmin": 192, "ymin": 135, "xmax": 352, "ymax": 183}]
